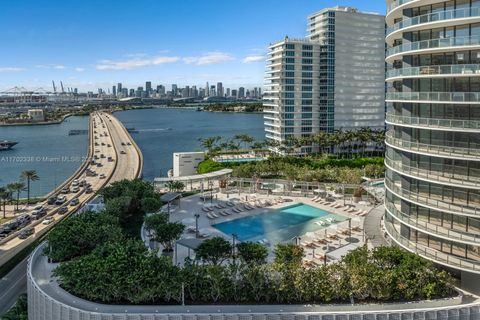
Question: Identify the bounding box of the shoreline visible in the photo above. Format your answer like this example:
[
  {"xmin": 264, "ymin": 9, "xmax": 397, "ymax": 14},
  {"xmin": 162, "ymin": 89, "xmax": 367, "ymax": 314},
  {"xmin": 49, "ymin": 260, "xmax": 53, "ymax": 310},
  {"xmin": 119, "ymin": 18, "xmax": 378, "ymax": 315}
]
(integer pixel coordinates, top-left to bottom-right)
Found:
[{"xmin": 0, "ymin": 114, "xmax": 73, "ymax": 127}]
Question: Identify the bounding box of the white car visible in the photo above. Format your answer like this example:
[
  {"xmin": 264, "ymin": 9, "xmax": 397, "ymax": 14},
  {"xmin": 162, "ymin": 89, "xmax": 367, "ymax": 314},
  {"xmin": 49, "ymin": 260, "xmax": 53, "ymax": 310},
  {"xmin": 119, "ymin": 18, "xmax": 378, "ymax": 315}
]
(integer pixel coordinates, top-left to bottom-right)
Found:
[
  {"xmin": 43, "ymin": 216, "xmax": 54, "ymax": 225},
  {"xmin": 71, "ymin": 179, "xmax": 79, "ymax": 187},
  {"xmin": 70, "ymin": 185, "xmax": 80, "ymax": 193}
]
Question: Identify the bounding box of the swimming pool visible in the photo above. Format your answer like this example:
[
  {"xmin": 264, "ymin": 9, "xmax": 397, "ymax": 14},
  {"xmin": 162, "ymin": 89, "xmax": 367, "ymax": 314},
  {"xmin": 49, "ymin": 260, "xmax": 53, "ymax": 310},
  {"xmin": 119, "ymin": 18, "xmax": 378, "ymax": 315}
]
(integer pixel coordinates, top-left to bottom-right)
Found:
[{"xmin": 213, "ymin": 203, "xmax": 346, "ymax": 243}]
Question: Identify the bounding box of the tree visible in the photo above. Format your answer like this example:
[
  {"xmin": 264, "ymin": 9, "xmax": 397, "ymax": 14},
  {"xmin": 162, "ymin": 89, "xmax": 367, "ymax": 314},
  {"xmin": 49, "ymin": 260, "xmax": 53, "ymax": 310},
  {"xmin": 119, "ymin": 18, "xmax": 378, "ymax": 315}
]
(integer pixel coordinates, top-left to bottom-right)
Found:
[
  {"xmin": 195, "ymin": 237, "xmax": 232, "ymax": 265},
  {"xmin": 44, "ymin": 211, "xmax": 123, "ymax": 262},
  {"xmin": 7, "ymin": 182, "xmax": 26, "ymax": 211},
  {"xmin": 0, "ymin": 187, "xmax": 12, "ymax": 219},
  {"xmin": 234, "ymin": 134, "xmax": 255, "ymax": 150},
  {"xmin": 165, "ymin": 180, "xmax": 185, "ymax": 192},
  {"xmin": 237, "ymin": 242, "xmax": 268, "ymax": 264},
  {"xmin": 144, "ymin": 213, "xmax": 185, "ymax": 252},
  {"xmin": 274, "ymin": 243, "xmax": 304, "ymax": 266},
  {"xmin": 198, "ymin": 136, "xmax": 221, "ymax": 154},
  {"xmin": 20, "ymin": 170, "xmax": 39, "ymax": 204}
]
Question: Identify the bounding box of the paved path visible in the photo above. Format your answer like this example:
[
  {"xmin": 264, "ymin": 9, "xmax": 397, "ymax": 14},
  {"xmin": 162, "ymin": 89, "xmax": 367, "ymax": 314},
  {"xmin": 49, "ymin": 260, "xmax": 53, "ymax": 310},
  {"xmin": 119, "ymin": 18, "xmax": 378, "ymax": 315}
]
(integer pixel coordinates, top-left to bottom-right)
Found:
[
  {"xmin": 0, "ymin": 258, "xmax": 27, "ymax": 315},
  {"xmin": 363, "ymin": 204, "xmax": 389, "ymax": 248}
]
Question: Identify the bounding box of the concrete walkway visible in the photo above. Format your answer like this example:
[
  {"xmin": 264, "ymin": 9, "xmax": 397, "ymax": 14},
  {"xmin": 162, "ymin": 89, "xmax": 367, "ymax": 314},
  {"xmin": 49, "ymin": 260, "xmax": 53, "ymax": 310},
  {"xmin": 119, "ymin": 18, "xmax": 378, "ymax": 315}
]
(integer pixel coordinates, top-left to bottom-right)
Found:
[{"xmin": 363, "ymin": 204, "xmax": 389, "ymax": 248}]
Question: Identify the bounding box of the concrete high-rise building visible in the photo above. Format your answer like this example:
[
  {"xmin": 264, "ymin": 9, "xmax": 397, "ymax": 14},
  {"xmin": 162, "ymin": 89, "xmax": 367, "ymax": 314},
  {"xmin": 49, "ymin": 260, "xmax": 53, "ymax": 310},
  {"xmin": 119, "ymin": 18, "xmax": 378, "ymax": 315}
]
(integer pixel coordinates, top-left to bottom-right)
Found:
[
  {"xmin": 231, "ymin": 89, "xmax": 237, "ymax": 98},
  {"xmin": 112, "ymin": 85, "xmax": 116, "ymax": 97},
  {"xmin": 157, "ymin": 85, "xmax": 165, "ymax": 96},
  {"xmin": 238, "ymin": 87, "xmax": 245, "ymax": 99},
  {"xmin": 384, "ymin": 0, "xmax": 480, "ymax": 290},
  {"xmin": 205, "ymin": 82, "xmax": 209, "ymax": 97},
  {"xmin": 210, "ymin": 85, "xmax": 216, "ymax": 97},
  {"xmin": 264, "ymin": 6, "xmax": 385, "ymax": 154},
  {"xmin": 129, "ymin": 89, "xmax": 135, "ymax": 97},
  {"xmin": 145, "ymin": 81, "xmax": 152, "ymax": 97},
  {"xmin": 226, "ymin": 88, "xmax": 231, "ymax": 97},
  {"xmin": 217, "ymin": 82, "xmax": 224, "ymax": 97},
  {"xmin": 117, "ymin": 83, "xmax": 122, "ymax": 94},
  {"xmin": 172, "ymin": 84, "xmax": 178, "ymax": 96}
]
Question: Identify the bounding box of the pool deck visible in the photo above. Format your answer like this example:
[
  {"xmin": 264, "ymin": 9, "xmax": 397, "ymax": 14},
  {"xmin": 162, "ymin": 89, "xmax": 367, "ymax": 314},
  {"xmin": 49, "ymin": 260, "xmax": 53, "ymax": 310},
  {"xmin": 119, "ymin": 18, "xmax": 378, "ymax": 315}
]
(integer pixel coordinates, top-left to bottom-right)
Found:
[{"xmin": 143, "ymin": 191, "xmax": 375, "ymax": 265}]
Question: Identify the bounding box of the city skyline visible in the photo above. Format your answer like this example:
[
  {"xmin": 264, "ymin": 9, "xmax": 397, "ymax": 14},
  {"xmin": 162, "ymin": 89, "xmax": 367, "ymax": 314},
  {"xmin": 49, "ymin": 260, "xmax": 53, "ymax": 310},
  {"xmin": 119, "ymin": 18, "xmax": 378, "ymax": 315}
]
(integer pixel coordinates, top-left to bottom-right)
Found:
[{"xmin": 0, "ymin": 0, "xmax": 386, "ymax": 91}]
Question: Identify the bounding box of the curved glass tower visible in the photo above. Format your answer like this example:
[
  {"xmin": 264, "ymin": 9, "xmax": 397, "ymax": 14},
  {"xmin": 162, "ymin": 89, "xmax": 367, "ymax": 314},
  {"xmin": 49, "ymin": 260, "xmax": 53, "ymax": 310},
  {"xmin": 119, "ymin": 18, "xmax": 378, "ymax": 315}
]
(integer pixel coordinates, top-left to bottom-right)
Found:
[{"xmin": 385, "ymin": 0, "xmax": 480, "ymax": 283}]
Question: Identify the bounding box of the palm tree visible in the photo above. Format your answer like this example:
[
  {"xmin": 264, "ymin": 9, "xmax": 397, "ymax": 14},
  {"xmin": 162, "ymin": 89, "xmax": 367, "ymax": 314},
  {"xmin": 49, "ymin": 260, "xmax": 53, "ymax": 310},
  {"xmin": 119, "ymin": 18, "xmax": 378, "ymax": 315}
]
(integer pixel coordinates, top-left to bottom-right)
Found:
[
  {"xmin": 0, "ymin": 187, "xmax": 12, "ymax": 219},
  {"xmin": 234, "ymin": 134, "xmax": 255, "ymax": 150},
  {"xmin": 198, "ymin": 136, "xmax": 221, "ymax": 154},
  {"xmin": 20, "ymin": 170, "xmax": 39, "ymax": 205},
  {"xmin": 7, "ymin": 182, "xmax": 26, "ymax": 211}
]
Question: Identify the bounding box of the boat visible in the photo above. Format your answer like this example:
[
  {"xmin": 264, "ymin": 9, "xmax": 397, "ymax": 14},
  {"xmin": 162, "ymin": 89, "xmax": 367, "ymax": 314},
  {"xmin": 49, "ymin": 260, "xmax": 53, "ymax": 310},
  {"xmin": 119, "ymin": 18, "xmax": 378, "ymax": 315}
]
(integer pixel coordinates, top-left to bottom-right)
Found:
[
  {"xmin": 0, "ymin": 140, "xmax": 18, "ymax": 151},
  {"xmin": 127, "ymin": 128, "xmax": 139, "ymax": 133}
]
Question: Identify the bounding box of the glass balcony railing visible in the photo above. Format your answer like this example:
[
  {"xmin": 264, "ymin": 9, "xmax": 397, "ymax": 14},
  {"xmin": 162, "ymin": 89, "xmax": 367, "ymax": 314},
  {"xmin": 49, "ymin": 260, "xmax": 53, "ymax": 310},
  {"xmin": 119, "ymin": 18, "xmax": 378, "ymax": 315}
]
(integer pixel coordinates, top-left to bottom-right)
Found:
[
  {"xmin": 387, "ymin": 7, "xmax": 480, "ymax": 36},
  {"xmin": 385, "ymin": 131, "xmax": 480, "ymax": 159},
  {"xmin": 385, "ymin": 202, "xmax": 480, "ymax": 244},
  {"xmin": 385, "ymin": 113, "xmax": 480, "ymax": 130},
  {"xmin": 385, "ymin": 156, "xmax": 480, "ymax": 188},
  {"xmin": 387, "ymin": 0, "xmax": 415, "ymax": 13},
  {"xmin": 386, "ymin": 91, "xmax": 480, "ymax": 103},
  {"xmin": 386, "ymin": 64, "xmax": 480, "ymax": 79},
  {"xmin": 386, "ymin": 35, "xmax": 480, "ymax": 58},
  {"xmin": 385, "ymin": 221, "xmax": 480, "ymax": 272},
  {"xmin": 385, "ymin": 178, "xmax": 480, "ymax": 216}
]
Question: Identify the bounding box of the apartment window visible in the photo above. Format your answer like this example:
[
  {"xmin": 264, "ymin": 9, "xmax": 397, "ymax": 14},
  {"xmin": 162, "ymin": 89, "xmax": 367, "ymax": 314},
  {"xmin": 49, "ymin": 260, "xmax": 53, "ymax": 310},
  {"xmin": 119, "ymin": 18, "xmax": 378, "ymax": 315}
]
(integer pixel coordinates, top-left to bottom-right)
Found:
[
  {"xmin": 284, "ymin": 79, "xmax": 295, "ymax": 84},
  {"xmin": 301, "ymin": 127, "xmax": 312, "ymax": 133},
  {"xmin": 285, "ymin": 106, "xmax": 294, "ymax": 112},
  {"xmin": 302, "ymin": 107, "xmax": 312, "ymax": 112},
  {"xmin": 286, "ymin": 51, "xmax": 295, "ymax": 56},
  {"xmin": 302, "ymin": 93, "xmax": 312, "ymax": 98},
  {"xmin": 302, "ymin": 113, "xmax": 312, "ymax": 119},
  {"xmin": 284, "ymin": 113, "xmax": 294, "ymax": 118},
  {"xmin": 285, "ymin": 127, "xmax": 294, "ymax": 133},
  {"xmin": 302, "ymin": 51, "xmax": 313, "ymax": 57},
  {"xmin": 284, "ymin": 99, "xmax": 295, "ymax": 105},
  {"xmin": 285, "ymin": 65, "xmax": 295, "ymax": 70},
  {"xmin": 302, "ymin": 65, "xmax": 313, "ymax": 71},
  {"xmin": 285, "ymin": 85, "xmax": 295, "ymax": 91},
  {"xmin": 302, "ymin": 58, "xmax": 313, "ymax": 64},
  {"xmin": 302, "ymin": 79, "xmax": 312, "ymax": 84},
  {"xmin": 302, "ymin": 45, "xmax": 313, "ymax": 50},
  {"xmin": 302, "ymin": 72, "xmax": 313, "ymax": 78},
  {"xmin": 286, "ymin": 44, "xmax": 295, "ymax": 49},
  {"xmin": 285, "ymin": 120, "xmax": 294, "ymax": 126},
  {"xmin": 302, "ymin": 100, "xmax": 312, "ymax": 105},
  {"xmin": 302, "ymin": 86, "xmax": 312, "ymax": 91},
  {"xmin": 284, "ymin": 92, "xmax": 295, "ymax": 98},
  {"xmin": 285, "ymin": 58, "xmax": 295, "ymax": 63},
  {"xmin": 285, "ymin": 72, "xmax": 295, "ymax": 77}
]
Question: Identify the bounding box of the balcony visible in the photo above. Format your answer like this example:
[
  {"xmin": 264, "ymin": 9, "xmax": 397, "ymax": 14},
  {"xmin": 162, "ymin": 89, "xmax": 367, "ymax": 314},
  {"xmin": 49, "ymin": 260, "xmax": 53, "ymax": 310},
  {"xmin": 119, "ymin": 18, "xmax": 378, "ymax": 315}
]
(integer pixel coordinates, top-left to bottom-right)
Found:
[
  {"xmin": 385, "ymin": 220, "xmax": 480, "ymax": 273},
  {"xmin": 385, "ymin": 131, "xmax": 480, "ymax": 160},
  {"xmin": 386, "ymin": 64, "xmax": 480, "ymax": 80},
  {"xmin": 387, "ymin": 7, "xmax": 480, "ymax": 38},
  {"xmin": 385, "ymin": 156, "xmax": 480, "ymax": 189},
  {"xmin": 385, "ymin": 202, "xmax": 480, "ymax": 245},
  {"xmin": 385, "ymin": 113, "xmax": 480, "ymax": 131},
  {"xmin": 386, "ymin": 91, "xmax": 480, "ymax": 103},
  {"xmin": 386, "ymin": 35, "xmax": 480, "ymax": 61},
  {"xmin": 387, "ymin": 0, "xmax": 415, "ymax": 14},
  {"xmin": 385, "ymin": 178, "xmax": 480, "ymax": 217}
]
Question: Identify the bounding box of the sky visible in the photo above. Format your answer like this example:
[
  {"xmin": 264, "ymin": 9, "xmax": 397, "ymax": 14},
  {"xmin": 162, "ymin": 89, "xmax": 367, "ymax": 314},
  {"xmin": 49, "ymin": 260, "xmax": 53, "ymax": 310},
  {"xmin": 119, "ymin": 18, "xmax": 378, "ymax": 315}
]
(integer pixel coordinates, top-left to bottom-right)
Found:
[{"xmin": 0, "ymin": 0, "xmax": 386, "ymax": 92}]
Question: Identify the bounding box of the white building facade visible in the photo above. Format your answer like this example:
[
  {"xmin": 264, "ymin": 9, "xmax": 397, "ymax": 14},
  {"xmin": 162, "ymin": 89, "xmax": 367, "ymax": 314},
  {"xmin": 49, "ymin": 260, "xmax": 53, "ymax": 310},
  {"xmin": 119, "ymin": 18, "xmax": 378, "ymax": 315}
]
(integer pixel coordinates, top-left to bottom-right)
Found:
[
  {"xmin": 264, "ymin": 7, "xmax": 385, "ymax": 154},
  {"xmin": 384, "ymin": 0, "xmax": 480, "ymax": 291}
]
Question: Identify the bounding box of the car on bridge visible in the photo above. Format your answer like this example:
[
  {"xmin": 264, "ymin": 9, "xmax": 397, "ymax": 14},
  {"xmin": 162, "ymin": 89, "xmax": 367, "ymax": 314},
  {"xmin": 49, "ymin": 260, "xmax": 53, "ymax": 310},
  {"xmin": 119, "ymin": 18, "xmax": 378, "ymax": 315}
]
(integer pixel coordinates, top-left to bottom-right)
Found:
[{"xmin": 18, "ymin": 227, "xmax": 35, "ymax": 239}]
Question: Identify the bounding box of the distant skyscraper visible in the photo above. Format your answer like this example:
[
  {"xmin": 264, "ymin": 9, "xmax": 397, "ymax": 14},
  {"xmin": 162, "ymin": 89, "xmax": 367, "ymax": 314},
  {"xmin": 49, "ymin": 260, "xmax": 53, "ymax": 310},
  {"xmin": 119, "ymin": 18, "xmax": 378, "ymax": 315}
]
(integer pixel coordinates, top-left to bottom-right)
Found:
[
  {"xmin": 172, "ymin": 84, "xmax": 178, "ymax": 96},
  {"xmin": 231, "ymin": 89, "xmax": 238, "ymax": 98},
  {"xmin": 205, "ymin": 82, "xmax": 209, "ymax": 97},
  {"xmin": 226, "ymin": 88, "xmax": 231, "ymax": 97},
  {"xmin": 117, "ymin": 83, "xmax": 122, "ymax": 93},
  {"xmin": 129, "ymin": 89, "xmax": 135, "ymax": 97},
  {"xmin": 145, "ymin": 81, "xmax": 152, "ymax": 97},
  {"xmin": 217, "ymin": 82, "xmax": 223, "ymax": 97},
  {"xmin": 238, "ymin": 87, "xmax": 245, "ymax": 99},
  {"xmin": 112, "ymin": 85, "xmax": 117, "ymax": 97},
  {"xmin": 210, "ymin": 85, "xmax": 216, "ymax": 97}
]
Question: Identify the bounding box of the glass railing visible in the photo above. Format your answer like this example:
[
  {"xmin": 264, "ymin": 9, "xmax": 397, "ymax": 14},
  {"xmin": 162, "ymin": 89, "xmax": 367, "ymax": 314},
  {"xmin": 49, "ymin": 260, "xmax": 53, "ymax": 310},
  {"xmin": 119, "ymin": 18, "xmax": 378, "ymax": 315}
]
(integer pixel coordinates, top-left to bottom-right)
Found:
[
  {"xmin": 387, "ymin": 7, "xmax": 480, "ymax": 35},
  {"xmin": 386, "ymin": 64, "xmax": 480, "ymax": 79},
  {"xmin": 387, "ymin": 0, "xmax": 415, "ymax": 13},
  {"xmin": 385, "ymin": 131, "xmax": 480, "ymax": 159},
  {"xmin": 386, "ymin": 35, "xmax": 480, "ymax": 58},
  {"xmin": 385, "ymin": 202, "xmax": 480, "ymax": 244},
  {"xmin": 385, "ymin": 156, "xmax": 480, "ymax": 187},
  {"xmin": 385, "ymin": 178, "xmax": 480, "ymax": 216},
  {"xmin": 385, "ymin": 113, "xmax": 480, "ymax": 130},
  {"xmin": 385, "ymin": 221, "xmax": 480, "ymax": 272},
  {"xmin": 386, "ymin": 91, "xmax": 480, "ymax": 103}
]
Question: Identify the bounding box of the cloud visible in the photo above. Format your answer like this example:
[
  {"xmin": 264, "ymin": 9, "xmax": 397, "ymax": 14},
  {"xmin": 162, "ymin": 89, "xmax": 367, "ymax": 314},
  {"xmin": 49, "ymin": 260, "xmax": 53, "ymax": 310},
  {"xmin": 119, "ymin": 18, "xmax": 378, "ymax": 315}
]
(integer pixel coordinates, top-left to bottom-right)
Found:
[
  {"xmin": 75, "ymin": 67, "xmax": 85, "ymax": 72},
  {"xmin": 183, "ymin": 52, "xmax": 234, "ymax": 65},
  {"xmin": 242, "ymin": 55, "xmax": 265, "ymax": 63},
  {"xmin": 35, "ymin": 64, "xmax": 67, "ymax": 70},
  {"xmin": 0, "ymin": 67, "xmax": 25, "ymax": 72},
  {"xmin": 96, "ymin": 56, "xmax": 180, "ymax": 70}
]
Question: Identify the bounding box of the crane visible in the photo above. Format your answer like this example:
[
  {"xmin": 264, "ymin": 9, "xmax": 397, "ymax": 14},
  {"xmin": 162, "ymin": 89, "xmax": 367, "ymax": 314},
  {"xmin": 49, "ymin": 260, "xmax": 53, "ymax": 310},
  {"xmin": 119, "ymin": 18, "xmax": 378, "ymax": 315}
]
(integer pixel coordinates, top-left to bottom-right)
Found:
[{"xmin": 52, "ymin": 81, "xmax": 57, "ymax": 94}]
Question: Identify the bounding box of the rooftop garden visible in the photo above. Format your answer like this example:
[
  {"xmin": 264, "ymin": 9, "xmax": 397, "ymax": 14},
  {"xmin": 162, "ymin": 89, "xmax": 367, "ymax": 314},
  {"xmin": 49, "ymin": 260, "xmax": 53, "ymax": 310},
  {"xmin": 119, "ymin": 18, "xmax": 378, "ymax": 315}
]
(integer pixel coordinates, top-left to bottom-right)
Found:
[{"xmin": 45, "ymin": 180, "xmax": 455, "ymax": 306}]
